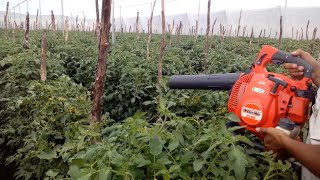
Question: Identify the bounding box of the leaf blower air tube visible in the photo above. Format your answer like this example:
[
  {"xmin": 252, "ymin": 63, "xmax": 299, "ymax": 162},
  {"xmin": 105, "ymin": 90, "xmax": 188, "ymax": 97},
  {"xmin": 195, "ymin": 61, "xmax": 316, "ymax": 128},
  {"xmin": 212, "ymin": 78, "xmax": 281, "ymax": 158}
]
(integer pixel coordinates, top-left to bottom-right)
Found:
[{"xmin": 168, "ymin": 73, "xmax": 241, "ymax": 90}]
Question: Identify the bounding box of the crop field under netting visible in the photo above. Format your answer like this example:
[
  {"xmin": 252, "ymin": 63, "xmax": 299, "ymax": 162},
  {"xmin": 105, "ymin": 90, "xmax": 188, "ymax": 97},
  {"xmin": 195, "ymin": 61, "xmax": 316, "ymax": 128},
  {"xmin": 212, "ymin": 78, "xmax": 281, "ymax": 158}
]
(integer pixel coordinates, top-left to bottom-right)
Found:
[{"xmin": 0, "ymin": 0, "xmax": 320, "ymax": 179}]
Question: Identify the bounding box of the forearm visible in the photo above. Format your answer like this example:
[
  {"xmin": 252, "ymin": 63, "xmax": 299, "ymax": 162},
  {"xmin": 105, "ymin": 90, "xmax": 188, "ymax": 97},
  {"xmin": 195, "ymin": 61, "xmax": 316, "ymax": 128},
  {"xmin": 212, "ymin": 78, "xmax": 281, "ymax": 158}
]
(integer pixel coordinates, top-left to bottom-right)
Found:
[
  {"xmin": 312, "ymin": 64, "xmax": 320, "ymax": 87},
  {"xmin": 281, "ymin": 137, "xmax": 320, "ymax": 177}
]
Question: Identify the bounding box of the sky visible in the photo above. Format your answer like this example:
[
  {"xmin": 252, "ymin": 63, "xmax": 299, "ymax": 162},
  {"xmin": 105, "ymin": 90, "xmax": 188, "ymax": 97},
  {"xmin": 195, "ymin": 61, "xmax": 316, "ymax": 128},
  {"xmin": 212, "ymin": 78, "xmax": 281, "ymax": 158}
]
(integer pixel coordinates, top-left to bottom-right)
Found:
[{"xmin": 1, "ymin": 0, "xmax": 320, "ymax": 19}]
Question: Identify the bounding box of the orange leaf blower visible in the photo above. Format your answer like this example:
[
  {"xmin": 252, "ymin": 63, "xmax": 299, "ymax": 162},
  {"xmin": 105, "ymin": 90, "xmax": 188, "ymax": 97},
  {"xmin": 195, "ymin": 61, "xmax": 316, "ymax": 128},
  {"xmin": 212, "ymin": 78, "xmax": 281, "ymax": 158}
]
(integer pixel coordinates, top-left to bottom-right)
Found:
[{"xmin": 169, "ymin": 45, "xmax": 316, "ymax": 142}]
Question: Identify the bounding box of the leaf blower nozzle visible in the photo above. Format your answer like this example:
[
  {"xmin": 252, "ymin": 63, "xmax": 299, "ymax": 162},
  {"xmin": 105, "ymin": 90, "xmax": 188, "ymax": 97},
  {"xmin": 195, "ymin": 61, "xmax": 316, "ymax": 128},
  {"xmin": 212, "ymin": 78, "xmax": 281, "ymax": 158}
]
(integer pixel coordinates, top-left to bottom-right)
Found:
[{"xmin": 168, "ymin": 73, "xmax": 241, "ymax": 90}]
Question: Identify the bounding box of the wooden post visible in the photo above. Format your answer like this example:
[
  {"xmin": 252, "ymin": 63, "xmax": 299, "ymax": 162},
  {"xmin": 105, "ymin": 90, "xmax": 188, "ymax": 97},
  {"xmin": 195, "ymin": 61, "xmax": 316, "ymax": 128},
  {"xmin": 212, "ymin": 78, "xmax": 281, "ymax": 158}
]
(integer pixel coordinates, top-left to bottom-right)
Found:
[
  {"xmin": 249, "ymin": 27, "xmax": 254, "ymax": 44},
  {"xmin": 65, "ymin": 17, "xmax": 69, "ymax": 45},
  {"xmin": 91, "ymin": 0, "xmax": 112, "ymax": 123},
  {"xmin": 306, "ymin": 20, "xmax": 310, "ymax": 41},
  {"xmin": 95, "ymin": 0, "xmax": 100, "ymax": 38},
  {"xmin": 258, "ymin": 29, "xmax": 263, "ymax": 38},
  {"xmin": 169, "ymin": 20, "xmax": 174, "ymax": 44},
  {"xmin": 242, "ymin": 25, "xmax": 247, "ymax": 37},
  {"xmin": 301, "ymin": 28, "xmax": 304, "ymax": 40},
  {"xmin": 204, "ymin": 0, "xmax": 211, "ymax": 68},
  {"xmin": 136, "ymin": 11, "xmax": 140, "ymax": 39},
  {"xmin": 279, "ymin": 16, "xmax": 283, "ymax": 49},
  {"xmin": 195, "ymin": 20, "xmax": 199, "ymax": 38},
  {"xmin": 176, "ymin": 21, "xmax": 182, "ymax": 44},
  {"xmin": 4, "ymin": 2, "xmax": 9, "ymax": 29},
  {"xmin": 36, "ymin": 10, "xmax": 39, "ymax": 29},
  {"xmin": 236, "ymin": 10, "xmax": 242, "ymax": 37},
  {"xmin": 83, "ymin": 16, "xmax": 86, "ymax": 31},
  {"xmin": 296, "ymin": 29, "xmax": 298, "ymax": 40},
  {"xmin": 158, "ymin": 0, "xmax": 166, "ymax": 85},
  {"xmin": 220, "ymin": 24, "xmax": 225, "ymax": 42},
  {"xmin": 211, "ymin": 18, "xmax": 217, "ymax": 36},
  {"xmin": 310, "ymin": 27, "xmax": 318, "ymax": 55},
  {"xmin": 41, "ymin": 30, "xmax": 47, "ymax": 81},
  {"xmin": 76, "ymin": 15, "xmax": 78, "ymax": 31},
  {"xmin": 312, "ymin": 27, "xmax": 318, "ymax": 40},
  {"xmin": 147, "ymin": 0, "xmax": 156, "ymax": 59},
  {"xmin": 263, "ymin": 29, "xmax": 266, "ymax": 38},
  {"xmin": 51, "ymin": 11, "xmax": 56, "ymax": 31},
  {"xmin": 23, "ymin": 13, "xmax": 30, "ymax": 49},
  {"xmin": 269, "ymin": 28, "xmax": 272, "ymax": 38}
]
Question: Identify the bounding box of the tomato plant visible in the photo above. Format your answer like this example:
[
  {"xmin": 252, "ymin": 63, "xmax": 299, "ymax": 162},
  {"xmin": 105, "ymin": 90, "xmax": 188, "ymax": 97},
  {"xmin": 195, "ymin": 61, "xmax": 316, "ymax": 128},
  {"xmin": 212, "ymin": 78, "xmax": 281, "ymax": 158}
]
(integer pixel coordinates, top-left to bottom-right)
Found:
[{"xmin": 1, "ymin": 29, "xmax": 317, "ymax": 179}]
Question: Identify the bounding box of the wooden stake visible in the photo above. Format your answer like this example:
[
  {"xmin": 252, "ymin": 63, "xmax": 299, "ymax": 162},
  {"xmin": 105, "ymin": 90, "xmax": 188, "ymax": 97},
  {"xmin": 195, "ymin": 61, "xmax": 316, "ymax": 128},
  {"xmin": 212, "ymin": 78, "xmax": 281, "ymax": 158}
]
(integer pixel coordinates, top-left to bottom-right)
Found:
[
  {"xmin": 258, "ymin": 29, "xmax": 263, "ymax": 38},
  {"xmin": 195, "ymin": 20, "xmax": 199, "ymax": 38},
  {"xmin": 301, "ymin": 28, "xmax": 304, "ymax": 40},
  {"xmin": 158, "ymin": 0, "xmax": 166, "ymax": 85},
  {"xmin": 4, "ymin": 2, "xmax": 9, "ymax": 29},
  {"xmin": 136, "ymin": 11, "xmax": 140, "ymax": 39},
  {"xmin": 51, "ymin": 11, "xmax": 56, "ymax": 31},
  {"xmin": 279, "ymin": 16, "xmax": 283, "ymax": 49},
  {"xmin": 204, "ymin": 0, "xmax": 211, "ymax": 68},
  {"xmin": 41, "ymin": 30, "xmax": 47, "ymax": 81},
  {"xmin": 147, "ymin": 0, "xmax": 156, "ymax": 59},
  {"xmin": 249, "ymin": 27, "xmax": 254, "ymax": 44},
  {"xmin": 36, "ymin": 10, "xmax": 39, "ymax": 29},
  {"xmin": 306, "ymin": 20, "xmax": 310, "ymax": 41},
  {"xmin": 236, "ymin": 10, "xmax": 242, "ymax": 37},
  {"xmin": 91, "ymin": 0, "xmax": 112, "ymax": 123},
  {"xmin": 211, "ymin": 18, "xmax": 217, "ymax": 36},
  {"xmin": 269, "ymin": 28, "xmax": 272, "ymax": 38},
  {"xmin": 23, "ymin": 12, "xmax": 30, "ymax": 49},
  {"xmin": 65, "ymin": 17, "xmax": 69, "ymax": 45},
  {"xmin": 242, "ymin": 25, "xmax": 247, "ymax": 37},
  {"xmin": 176, "ymin": 21, "xmax": 182, "ymax": 44},
  {"xmin": 95, "ymin": 0, "xmax": 100, "ymax": 39},
  {"xmin": 312, "ymin": 27, "xmax": 318, "ymax": 40}
]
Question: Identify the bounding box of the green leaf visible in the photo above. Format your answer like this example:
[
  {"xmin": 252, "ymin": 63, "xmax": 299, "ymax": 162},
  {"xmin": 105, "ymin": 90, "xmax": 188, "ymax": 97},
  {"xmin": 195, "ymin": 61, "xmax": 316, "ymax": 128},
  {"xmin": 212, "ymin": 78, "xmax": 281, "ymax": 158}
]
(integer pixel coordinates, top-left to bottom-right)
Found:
[
  {"xmin": 193, "ymin": 159, "xmax": 204, "ymax": 172},
  {"xmin": 0, "ymin": 138, "xmax": 4, "ymax": 145},
  {"xmin": 149, "ymin": 135, "xmax": 163, "ymax": 156},
  {"xmin": 169, "ymin": 165, "xmax": 181, "ymax": 173},
  {"xmin": 68, "ymin": 165, "xmax": 91, "ymax": 179},
  {"xmin": 98, "ymin": 167, "xmax": 111, "ymax": 180},
  {"xmin": 37, "ymin": 150, "xmax": 57, "ymax": 160},
  {"xmin": 134, "ymin": 154, "xmax": 151, "ymax": 167},
  {"xmin": 235, "ymin": 135, "xmax": 254, "ymax": 147},
  {"xmin": 227, "ymin": 113, "xmax": 240, "ymax": 122},
  {"xmin": 46, "ymin": 169, "xmax": 59, "ymax": 177},
  {"xmin": 168, "ymin": 139, "xmax": 180, "ymax": 152},
  {"xmin": 228, "ymin": 146, "xmax": 248, "ymax": 179},
  {"xmin": 159, "ymin": 96, "xmax": 166, "ymax": 110}
]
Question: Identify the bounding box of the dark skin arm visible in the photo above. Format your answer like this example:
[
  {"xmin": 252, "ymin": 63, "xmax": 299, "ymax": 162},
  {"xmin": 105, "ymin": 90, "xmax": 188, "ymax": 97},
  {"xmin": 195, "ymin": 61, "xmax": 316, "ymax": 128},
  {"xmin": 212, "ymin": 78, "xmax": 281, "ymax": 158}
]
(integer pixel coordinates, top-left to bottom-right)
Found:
[
  {"xmin": 256, "ymin": 49, "xmax": 320, "ymax": 177},
  {"xmin": 257, "ymin": 127, "xmax": 320, "ymax": 178}
]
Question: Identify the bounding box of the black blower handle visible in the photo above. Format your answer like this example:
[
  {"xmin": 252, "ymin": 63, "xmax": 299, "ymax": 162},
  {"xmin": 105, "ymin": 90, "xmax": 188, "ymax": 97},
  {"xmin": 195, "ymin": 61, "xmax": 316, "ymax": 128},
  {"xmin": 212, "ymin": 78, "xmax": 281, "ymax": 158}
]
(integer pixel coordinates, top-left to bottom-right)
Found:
[
  {"xmin": 168, "ymin": 73, "xmax": 241, "ymax": 90},
  {"xmin": 271, "ymin": 50, "xmax": 313, "ymax": 78}
]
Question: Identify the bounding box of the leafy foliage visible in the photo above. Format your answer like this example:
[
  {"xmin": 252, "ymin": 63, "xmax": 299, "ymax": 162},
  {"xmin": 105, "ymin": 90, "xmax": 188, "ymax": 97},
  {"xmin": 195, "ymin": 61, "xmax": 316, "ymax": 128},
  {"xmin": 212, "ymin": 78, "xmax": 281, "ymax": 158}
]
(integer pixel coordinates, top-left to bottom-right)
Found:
[{"xmin": 0, "ymin": 29, "xmax": 316, "ymax": 179}]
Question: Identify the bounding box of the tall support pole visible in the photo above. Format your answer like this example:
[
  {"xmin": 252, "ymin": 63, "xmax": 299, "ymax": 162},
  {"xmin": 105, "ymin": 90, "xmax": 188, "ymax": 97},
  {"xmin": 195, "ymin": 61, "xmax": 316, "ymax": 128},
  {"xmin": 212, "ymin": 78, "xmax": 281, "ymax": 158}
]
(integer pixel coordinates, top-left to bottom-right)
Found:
[
  {"xmin": 196, "ymin": 0, "xmax": 200, "ymax": 38},
  {"xmin": 61, "ymin": 0, "xmax": 64, "ymax": 33},
  {"xmin": 27, "ymin": 0, "xmax": 29, "ymax": 12},
  {"xmin": 14, "ymin": 7, "xmax": 16, "ymax": 22},
  {"xmin": 39, "ymin": 0, "xmax": 42, "ymax": 29},
  {"xmin": 91, "ymin": 0, "xmax": 112, "ymax": 123},
  {"xmin": 19, "ymin": 4, "xmax": 21, "ymax": 25},
  {"xmin": 112, "ymin": 0, "xmax": 115, "ymax": 45},
  {"xmin": 120, "ymin": 6, "xmax": 122, "ymax": 32}
]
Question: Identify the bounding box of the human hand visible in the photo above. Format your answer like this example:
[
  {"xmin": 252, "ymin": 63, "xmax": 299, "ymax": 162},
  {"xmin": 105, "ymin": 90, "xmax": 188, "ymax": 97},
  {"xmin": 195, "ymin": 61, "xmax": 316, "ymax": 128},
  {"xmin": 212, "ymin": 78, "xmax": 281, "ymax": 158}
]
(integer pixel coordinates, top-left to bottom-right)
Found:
[
  {"xmin": 256, "ymin": 127, "xmax": 292, "ymax": 160},
  {"xmin": 283, "ymin": 49, "xmax": 320, "ymax": 87},
  {"xmin": 256, "ymin": 127, "xmax": 289, "ymax": 150}
]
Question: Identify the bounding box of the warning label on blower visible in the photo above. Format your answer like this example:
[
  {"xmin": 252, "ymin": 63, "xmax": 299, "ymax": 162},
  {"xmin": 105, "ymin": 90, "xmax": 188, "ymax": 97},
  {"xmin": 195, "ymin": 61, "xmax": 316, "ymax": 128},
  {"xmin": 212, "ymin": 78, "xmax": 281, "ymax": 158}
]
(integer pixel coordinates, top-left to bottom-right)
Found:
[{"xmin": 241, "ymin": 103, "xmax": 262, "ymax": 124}]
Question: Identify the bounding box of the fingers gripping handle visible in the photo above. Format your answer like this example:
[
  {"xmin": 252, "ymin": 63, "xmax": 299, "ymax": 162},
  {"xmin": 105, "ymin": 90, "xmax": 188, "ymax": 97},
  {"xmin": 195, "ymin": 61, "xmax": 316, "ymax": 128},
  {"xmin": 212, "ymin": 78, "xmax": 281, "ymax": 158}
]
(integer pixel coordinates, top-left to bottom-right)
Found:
[{"xmin": 271, "ymin": 50, "xmax": 313, "ymax": 78}]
